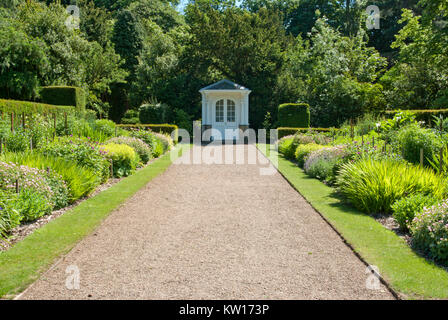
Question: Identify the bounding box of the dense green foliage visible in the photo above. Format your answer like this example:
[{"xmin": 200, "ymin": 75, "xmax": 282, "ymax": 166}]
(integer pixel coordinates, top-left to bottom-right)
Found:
[
  {"xmin": 103, "ymin": 143, "xmax": 139, "ymax": 177},
  {"xmin": 337, "ymin": 159, "xmax": 447, "ymax": 215},
  {"xmin": 278, "ymin": 103, "xmax": 310, "ymax": 128},
  {"xmin": 107, "ymin": 136, "xmax": 152, "ymax": 164},
  {"xmin": 40, "ymin": 86, "xmax": 86, "ymax": 112},
  {"xmin": 294, "ymin": 144, "xmax": 325, "ymax": 168},
  {"xmin": 392, "ymin": 194, "xmax": 440, "ymax": 232}
]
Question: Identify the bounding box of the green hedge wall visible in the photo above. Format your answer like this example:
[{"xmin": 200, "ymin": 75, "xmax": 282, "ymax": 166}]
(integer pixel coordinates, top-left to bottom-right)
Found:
[
  {"xmin": 117, "ymin": 124, "xmax": 179, "ymax": 143},
  {"xmin": 0, "ymin": 99, "xmax": 74, "ymax": 116},
  {"xmin": 40, "ymin": 86, "xmax": 86, "ymax": 113},
  {"xmin": 278, "ymin": 103, "xmax": 310, "ymax": 128},
  {"xmin": 277, "ymin": 127, "xmax": 337, "ymax": 139}
]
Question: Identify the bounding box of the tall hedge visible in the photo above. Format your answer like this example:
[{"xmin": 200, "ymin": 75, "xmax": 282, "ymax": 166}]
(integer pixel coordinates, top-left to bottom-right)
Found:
[
  {"xmin": 278, "ymin": 103, "xmax": 310, "ymax": 128},
  {"xmin": 0, "ymin": 99, "xmax": 74, "ymax": 116},
  {"xmin": 40, "ymin": 86, "xmax": 86, "ymax": 113}
]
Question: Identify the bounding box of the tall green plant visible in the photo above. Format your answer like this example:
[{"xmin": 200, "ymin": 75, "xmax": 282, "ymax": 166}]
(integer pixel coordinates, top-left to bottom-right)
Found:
[{"xmin": 337, "ymin": 158, "xmax": 448, "ymax": 215}]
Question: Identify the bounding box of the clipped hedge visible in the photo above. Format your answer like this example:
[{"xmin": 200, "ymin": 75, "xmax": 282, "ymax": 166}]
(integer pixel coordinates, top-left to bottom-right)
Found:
[
  {"xmin": 278, "ymin": 103, "xmax": 310, "ymax": 128},
  {"xmin": 40, "ymin": 86, "xmax": 86, "ymax": 113},
  {"xmin": 384, "ymin": 109, "xmax": 448, "ymax": 125},
  {"xmin": 277, "ymin": 127, "xmax": 337, "ymax": 139},
  {"xmin": 117, "ymin": 124, "xmax": 179, "ymax": 143},
  {"xmin": 0, "ymin": 99, "xmax": 74, "ymax": 117}
]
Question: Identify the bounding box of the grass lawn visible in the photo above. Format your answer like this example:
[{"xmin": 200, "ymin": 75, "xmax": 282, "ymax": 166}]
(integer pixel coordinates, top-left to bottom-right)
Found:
[
  {"xmin": 0, "ymin": 144, "xmax": 190, "ymax": 299},
  {"xmin": 258, "ymin": 144, "xmax": 448, "ymax": 300}
]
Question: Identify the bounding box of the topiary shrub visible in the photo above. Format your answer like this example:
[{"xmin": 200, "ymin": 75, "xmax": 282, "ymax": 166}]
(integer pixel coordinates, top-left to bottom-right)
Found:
[
  {"xmin": 107, "ymin": 136, "xmax": 152, "ymax": 164},
  {"xmin": 121, "ymin": 109, "xmax": 140, "ymax": 125},
  {"xmin": 103, "ymin": 143, "xmax": 139, "ymax": 177},
  {"xmin": 410, "ymin": 200, "xmax": 448, "ymax": 265},
  {"xmin": 138, "ymin": 103, "xmax": 169, "ymax": 124},
  {"xmin": 295, "ymin": 144, "xmax": 325, "ymax": 168},
  {"xmin": 392, "ymin": 194, "xmax": 440, "ymax": 232},
  {"xmin": 278, "ymin": 103, "xmax": 310, "ymax": 128},
  {"xmin": 40, "ymin": 86, "xmax": 86, "ymax": 112},
  {"xmin": 337, "ymin": 158, "xmax": 448, "ymax": 215}
]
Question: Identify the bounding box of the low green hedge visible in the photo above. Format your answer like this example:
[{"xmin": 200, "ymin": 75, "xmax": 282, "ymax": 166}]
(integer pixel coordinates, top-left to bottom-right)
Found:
[
  {"xmin": 117, "ymin": 124, "xmax": 179, "ymax": 143},
  {"xmin": 278, "ymin": 103, "xmax": 310, "ymax": 128},
  {"xmin": 0, "ymin": 99, "xmax": 74, "ymax": 116},
  {"xmin": 40, "ymin": 86, "xmax": 86, "ymax": 113},
  {"xmin": 277, "ymin": 127, "xmax": 337, "ymax": 139}
]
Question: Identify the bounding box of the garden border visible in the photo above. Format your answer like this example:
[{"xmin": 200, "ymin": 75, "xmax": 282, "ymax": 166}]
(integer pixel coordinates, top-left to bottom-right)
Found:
[
  {"xmin": 257, "ymin": 144, "xmax": 448, "ymax": 300},
  {"xmin": 0, "ymin": 144, "xmax": 190, "ymax": 299}
]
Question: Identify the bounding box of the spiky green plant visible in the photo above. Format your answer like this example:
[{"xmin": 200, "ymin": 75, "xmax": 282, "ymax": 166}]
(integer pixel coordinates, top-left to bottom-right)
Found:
[
  {"xmin": 337, "ymin": 158, "xmax": 448, "ymax": 215},
  {"xmin": 1, "ymin": 152, "xmax": 101, "ymax": 201}
]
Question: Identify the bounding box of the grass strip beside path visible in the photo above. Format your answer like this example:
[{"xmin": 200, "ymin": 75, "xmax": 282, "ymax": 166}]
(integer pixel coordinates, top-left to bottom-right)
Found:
[
  {"xmin": 258, "ymin": 144, "xmax": 448, "ymax": 299},
  {"xmin": 0, "ymin": 144, "xmax": 190, "ymax": 299}
]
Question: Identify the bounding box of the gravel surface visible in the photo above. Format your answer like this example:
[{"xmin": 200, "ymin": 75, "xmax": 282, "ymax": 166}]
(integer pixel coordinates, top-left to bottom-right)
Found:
[{"xmin": 18, "ymin": 145, "xmax": 394, "ymax": 300}]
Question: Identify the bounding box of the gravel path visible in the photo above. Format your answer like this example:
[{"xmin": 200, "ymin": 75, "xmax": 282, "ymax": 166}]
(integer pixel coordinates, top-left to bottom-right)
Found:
[{"xmin": 18, "ymin": 145, "xmax": 394, "ymax": 300}]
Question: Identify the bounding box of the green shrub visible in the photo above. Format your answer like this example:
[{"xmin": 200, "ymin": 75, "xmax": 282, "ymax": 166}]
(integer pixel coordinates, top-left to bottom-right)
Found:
[
  {"xmin": 41, "ymin": 136, "xmax": 110, "ymax": 182},
  {"xmin": 337, "ymin": 158, "xmax": 448, "ymax": 215},
  {"xmin": 277, "ymin": 127, "xmax": 336, "ymax": 139},
  {"xmin": 277, "ymin": 135, "xmax": 297, "ymax": 160},
  {"xmin": 304, "ymin": 146, "xmax": 349, "ymax": 183},
  {"xmin": 394, "ymin": 124, "xmax": 442, "ymax": 166},
  {"xmin": 410, "ymin": 200, "xmax": 448, "ymax": 265},
  {"xmin": 107, "ymin": 136, "xmax": 152, "ymax": 164},
  {"xmin": 138, "ymin": 103, "xmax": 169, "ymax": 124},
  {"xmin": 4, "ymin": 128, "xmax": 30, "ymax": 152},
  {"xmin": 2, "ymin": 152, "xmax": 99, "ymax": 201},
  {"xmin": 392, "ymin": 194, "xmax": 440, "ymax": 232},
  {"xmin": 121, "ymin": 109, "xmax": 140, "ymax": 125},
  {"xmin": 0, "ymin": 191, "xmax": 21, "ymax": 235},
  {"xmin": 153, "ymin": 132, "xmax": 173, "ymax": 154},
  {"xmin": 16, "ymin": 189, "xmax": 52, "ymax": 222},
  {"xmin": 278, "ymin": 103, "xmax": 310, "ymax": 128},
  {"xmin": 118, "ymin": 124, "xmax": 179, "ymax": 143},
  {"xmin": 103, "ymin": 143, "xmax": 139, "ymax": 177},
  {"xmin": 295, "ymin": 144, "xmax": 325, "ymax": 168},
  {"xmin": 93, "ymin": 119, "xmax": 116, "ymax": 138},
  {"xmin": 40, "ymin": 86, "xmax": 86, "ymax": 112},
  {"xmin": 0, "ymin": 99, "xmax": 73, "ymax": 116},
  {"xmin": 385, "ymin": 109, "xmax": 448, "ymax": 125}
]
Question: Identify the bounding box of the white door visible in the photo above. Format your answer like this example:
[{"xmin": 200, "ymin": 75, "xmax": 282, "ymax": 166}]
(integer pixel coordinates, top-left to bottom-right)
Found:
[{"xmin": 212, "ymin": 99, "xmax": 239, "ymax": 141}]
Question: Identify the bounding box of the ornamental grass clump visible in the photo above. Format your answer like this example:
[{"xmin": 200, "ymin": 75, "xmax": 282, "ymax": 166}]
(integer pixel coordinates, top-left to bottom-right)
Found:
[
  {"xmin": 337, "ymin": 158, "xmax": 448, "ymax": 215},
  {"xmin": 107, "ymin": 136, "xmax": 152, "ymax": 164},
  {"xmin": 410, "ymin": 200, "xmax": 448, "ymax": 265}
]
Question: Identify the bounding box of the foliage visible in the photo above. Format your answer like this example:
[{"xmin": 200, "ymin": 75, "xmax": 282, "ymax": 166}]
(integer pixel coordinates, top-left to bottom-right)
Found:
[
  {"xmin": 138, "ymin": 103, "xmax": 169, "ymax": 124},
  {"xmin": 393, "ymin": 124, "xmax": 442, "ymax": 166},
  {"xmin": 0, "ymin": 21, "xmax": 48, "ymax": 100},
  {"xmin": 277, "ymin": 135, "xmax": 296, "ymax": 160},
  {"xmin": 121, "ymin": 109, "xmax": 140, "ymax": 125},
  {"xmin": 107, "ymin": 136, "xmax": 152, "ymax": 164},
  {"xmin": 40, "ymin": 86, "xmax": 86, "ymax": 112},
  {"xmin": 278, "ymin": 103, "xmax": 310, "ymax": 128},
  {"xmin": 41, "ymin": 136, "xmax": 110, "ymax": 182},
  {"xmin": 281, "ymin": 18, "xmax": 387, "ymax": 128},
  {"xmin": 1, "ymin": 152, "xmax": 100, "ymax": 201},
  {"xmin": 410, "ymin": 200, "xmax": 448, "ymax": 265},
  {"xmin": 304, "ymin": 146, "xmax": 349, "ymax": 184},
  {"xmin": 337, "ymin": 158, "xmax": 448, "ymax": 215},
  {"xmin": 92, "ymin": 119, "xmax": 116, "ymax": 138},
  {"xmin": 16, "ymin": 189, "xmax": 52, "ymax": 223},
  {"xmin": 294, "ymin": 144, "xmax": 325, "ymax": 168},
  {"xmin": 153, "ymin": 132, "xmax": 173, "ymax": 154},
  {"xmin": 392, "ymin": 194, "xmax": 440, "ymax": 232},
  {"xmin": 119, "ymin": 124, "xmax": 178, "ymax": 143},
  {"xmin": 277, "ymin": 127, "xmax": 336, "ymax": 139},
  {"xmin": 0, "ymin": 99, "xmax": 74, "ymax": 116},
  {"xmin": 103, "ymin": 143, "xmax": 139, "ymax": 177}
]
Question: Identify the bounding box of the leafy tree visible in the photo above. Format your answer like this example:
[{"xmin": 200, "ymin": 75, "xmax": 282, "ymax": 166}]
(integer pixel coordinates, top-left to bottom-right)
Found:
[
  {"xmin": 0, "ymin": 21, "xmax": 49, "ymax": 100},
  {"xmin": 79, "ymin": 0, "xmax": 113, "ymax": 48},
  {"xmin": 380, "ymin": 9, "xmax": 448, "ymax": 110},
  {"xmin": 282, "ymin": 18, "xmax": 386, "ymax": 127},
  {"xmin": 129, "ymin": 0, "xmax": 184, "ymax": 32}
]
